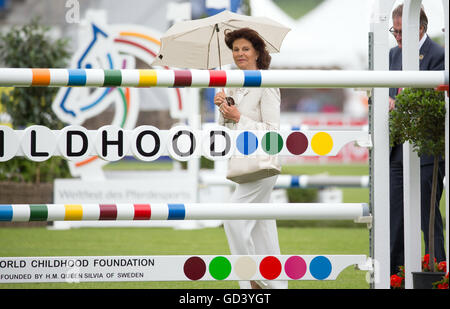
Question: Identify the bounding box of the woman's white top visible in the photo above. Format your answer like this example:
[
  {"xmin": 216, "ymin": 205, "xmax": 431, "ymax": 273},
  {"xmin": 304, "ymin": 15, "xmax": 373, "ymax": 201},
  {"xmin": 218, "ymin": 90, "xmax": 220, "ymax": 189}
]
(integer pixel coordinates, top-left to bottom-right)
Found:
[{"xmin": 218, "ymin": 87, "xmax": 281, "ymax": 131}]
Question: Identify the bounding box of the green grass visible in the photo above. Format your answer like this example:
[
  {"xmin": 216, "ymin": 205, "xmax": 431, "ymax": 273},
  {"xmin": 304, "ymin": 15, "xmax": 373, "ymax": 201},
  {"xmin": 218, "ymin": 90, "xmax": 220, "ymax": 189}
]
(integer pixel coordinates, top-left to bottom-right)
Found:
[{"xmin": 0, "ymin": 226, "xmax": 369, "ymax": 289}]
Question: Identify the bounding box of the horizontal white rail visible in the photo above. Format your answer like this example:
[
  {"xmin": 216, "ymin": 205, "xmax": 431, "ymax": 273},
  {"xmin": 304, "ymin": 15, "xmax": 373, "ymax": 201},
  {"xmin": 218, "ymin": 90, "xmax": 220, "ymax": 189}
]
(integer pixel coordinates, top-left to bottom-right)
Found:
[
  {"xmin": 200, "ymin": 173, "xmax": 370, "ymax": 188},
  {"xmin": 0, "ymin": 68, "xmax": 447, "ymax": 88},
  {"xmin": 0, "ymin": 203, "xmax": 370, "ymax": 222}
]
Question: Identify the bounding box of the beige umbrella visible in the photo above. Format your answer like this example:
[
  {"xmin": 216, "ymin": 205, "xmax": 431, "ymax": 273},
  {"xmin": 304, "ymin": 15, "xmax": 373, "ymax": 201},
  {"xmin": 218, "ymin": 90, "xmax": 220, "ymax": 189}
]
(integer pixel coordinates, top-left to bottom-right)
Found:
[{"xmin": 152, "ymin": 10, "xmax": 290, "ymax": 69}]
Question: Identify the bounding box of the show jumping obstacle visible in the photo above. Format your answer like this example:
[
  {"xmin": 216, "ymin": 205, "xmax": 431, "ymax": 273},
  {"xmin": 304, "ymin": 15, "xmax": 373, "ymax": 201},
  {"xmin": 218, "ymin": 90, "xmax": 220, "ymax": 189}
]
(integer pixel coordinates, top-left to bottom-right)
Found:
[
  {"xmin": 0, "ymin": 66, "xmax": 447, "ymax": 287},
  {"xmin": 0, "ymin": 0, "xmax": 449, "ymax": 289}
]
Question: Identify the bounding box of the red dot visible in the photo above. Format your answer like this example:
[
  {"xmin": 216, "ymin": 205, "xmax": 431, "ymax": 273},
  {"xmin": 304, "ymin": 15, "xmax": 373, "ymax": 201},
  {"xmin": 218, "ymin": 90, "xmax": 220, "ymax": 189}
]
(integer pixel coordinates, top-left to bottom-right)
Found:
[
  {"xmin": 259, "ymin": 256, "xmax": 282, "ymax": 280},
  {"xmin": 286, "ymin": 132, "xmax": 308, "ymax": 155},
  {"xmin": 184, "ymin": 256, "xmax": 206, "ymax": 280}
]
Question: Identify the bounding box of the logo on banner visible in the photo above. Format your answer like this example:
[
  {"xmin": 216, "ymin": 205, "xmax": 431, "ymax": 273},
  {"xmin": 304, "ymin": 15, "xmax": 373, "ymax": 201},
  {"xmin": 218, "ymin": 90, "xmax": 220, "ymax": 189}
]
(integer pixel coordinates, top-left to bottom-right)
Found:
[{"xmin": 51, "ymin": 10, "xmax": 187, "ymax": 178}]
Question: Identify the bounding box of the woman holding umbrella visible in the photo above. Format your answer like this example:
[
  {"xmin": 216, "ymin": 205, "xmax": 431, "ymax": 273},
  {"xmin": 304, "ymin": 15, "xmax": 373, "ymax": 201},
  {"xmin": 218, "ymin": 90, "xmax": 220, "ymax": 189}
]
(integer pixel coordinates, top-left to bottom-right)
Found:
[
  {"xmin": 153, "ymin": 11, "xmax": 290, "ymax": 289},
  {"xmin": 214, "ymin": 28, "xmax": 287, "ymax": 290}
]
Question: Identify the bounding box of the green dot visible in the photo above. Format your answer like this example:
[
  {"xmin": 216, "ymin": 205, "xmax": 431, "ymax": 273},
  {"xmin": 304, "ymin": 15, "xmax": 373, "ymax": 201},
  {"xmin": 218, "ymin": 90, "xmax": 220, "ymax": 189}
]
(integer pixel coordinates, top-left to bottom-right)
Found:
[
  {"xmin": 209, "ymin": 256, "xmax": 232, "ymax": 280},
  {"xmin": 262, "ymin": 132, "xmax": 283, "ymax": 154}
]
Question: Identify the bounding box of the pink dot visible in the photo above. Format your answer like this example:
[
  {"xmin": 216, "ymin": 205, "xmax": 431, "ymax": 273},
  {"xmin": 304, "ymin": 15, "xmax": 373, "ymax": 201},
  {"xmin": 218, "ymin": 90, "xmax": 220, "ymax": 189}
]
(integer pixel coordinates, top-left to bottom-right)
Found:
[{"xmin": 285, "ymin": 256, "xmax": 307, "ymax": 280}]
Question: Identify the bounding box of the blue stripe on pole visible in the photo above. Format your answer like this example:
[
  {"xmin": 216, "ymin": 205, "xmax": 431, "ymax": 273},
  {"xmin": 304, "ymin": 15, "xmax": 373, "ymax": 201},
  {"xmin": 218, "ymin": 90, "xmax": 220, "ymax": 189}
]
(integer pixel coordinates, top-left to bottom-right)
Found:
[
  {"xmin": 0, "ymin": 205, "xmax": 13, "ymax": 221},
  {"xmin": 68, "ymin": 69, "xmax": 87, "ymax": 86},
  {"xmin": 168, "ymin": 203, "xmax": 185, "ymax": 220},
  {"xmin": 243, "ymin": 70, "xmax": 261, "ymax": 87},
  {"xmin": 290, "ymin": 176, "xmax": 300, "ymax": 188}
]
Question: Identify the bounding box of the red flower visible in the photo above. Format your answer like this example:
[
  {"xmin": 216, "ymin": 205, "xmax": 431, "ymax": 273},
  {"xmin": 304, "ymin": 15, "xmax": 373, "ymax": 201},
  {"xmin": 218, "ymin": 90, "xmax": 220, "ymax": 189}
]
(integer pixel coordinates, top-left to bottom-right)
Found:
[
  {"xmin": 437, "ymin": 261, "xmax": 447, "ymax": 273},
  {"xmin": 421, "ymin": 254, "xmax": 440, "ymax": 271},
  {"xmin": 432, "ymin": 272, "xmax": 449, "ymax": 289},
  {"xmin": 391, "ymin": 274, "xmax": 404, "ymax": 288},
  {"xmin": 422, "ymin": 254, "xmax": 430, "ymax": 271}
]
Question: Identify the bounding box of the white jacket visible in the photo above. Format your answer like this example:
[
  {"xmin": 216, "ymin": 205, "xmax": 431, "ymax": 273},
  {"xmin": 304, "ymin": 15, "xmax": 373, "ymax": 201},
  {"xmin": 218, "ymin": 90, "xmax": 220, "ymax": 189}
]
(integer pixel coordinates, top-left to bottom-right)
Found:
[
  {"xmin": 218, "ymin": 87, "xmax": 282, "ymax": 182},
  {"xmin": 218, "ymin": 87, "xmax": 281, "ymax": 131}
]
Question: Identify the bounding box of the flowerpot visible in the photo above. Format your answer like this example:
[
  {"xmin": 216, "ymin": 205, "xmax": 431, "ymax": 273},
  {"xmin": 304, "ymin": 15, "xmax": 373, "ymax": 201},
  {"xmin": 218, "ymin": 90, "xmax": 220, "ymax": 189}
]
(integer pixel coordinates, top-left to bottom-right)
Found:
[{"xmin": 412, "ymin": 272, "xmax": 446, "ymax": 289}]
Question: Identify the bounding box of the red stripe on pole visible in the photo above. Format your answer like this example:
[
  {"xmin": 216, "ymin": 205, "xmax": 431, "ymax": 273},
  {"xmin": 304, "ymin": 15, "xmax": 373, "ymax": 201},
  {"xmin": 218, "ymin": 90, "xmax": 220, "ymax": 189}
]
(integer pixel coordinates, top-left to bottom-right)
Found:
[
  {"xmin": 134, "ymin": 204, "xmax": 151, "ymax": 220},
  {"xmin": 99, "ymin": 204, "xmax": 117, "ymax": 220},
  {"xmin": 209, "ymin": 70, "xmax": 226, "ymax": 86},
  {"xmin": 174, "ymin": 70, "xmax": 192, "ymax": 87}
]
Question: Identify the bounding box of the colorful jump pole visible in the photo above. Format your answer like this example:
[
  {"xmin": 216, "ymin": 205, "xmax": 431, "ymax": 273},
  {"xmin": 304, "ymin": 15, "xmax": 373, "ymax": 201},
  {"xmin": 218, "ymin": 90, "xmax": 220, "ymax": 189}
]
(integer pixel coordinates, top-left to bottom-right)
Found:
[
  {"xmin": 0, "ymin": 203, "xmax": 370, "ymax": 222},
  {"xmin": 0, "ymin": 68, "xmax": 447, "ymax": 88}
]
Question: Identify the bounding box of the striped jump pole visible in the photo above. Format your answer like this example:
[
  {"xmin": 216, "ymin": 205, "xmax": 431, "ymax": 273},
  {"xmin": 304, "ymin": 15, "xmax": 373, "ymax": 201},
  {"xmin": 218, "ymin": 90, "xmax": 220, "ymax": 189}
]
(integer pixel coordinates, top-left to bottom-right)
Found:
[
  {"xmin": 0, "ymin": 68, "xmax": 447, "ymax": 88},
  {"xmin": 0, "ymin": 203, "xmax": 370, "ymax": 223}
]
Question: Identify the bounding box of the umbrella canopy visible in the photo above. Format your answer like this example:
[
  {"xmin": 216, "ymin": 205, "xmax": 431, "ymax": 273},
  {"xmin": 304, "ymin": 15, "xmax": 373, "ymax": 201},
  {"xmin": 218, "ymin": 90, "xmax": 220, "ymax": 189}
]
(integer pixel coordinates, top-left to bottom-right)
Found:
[{"xmin": 152, "ymin": 10, "xmax": 290, "ymax": 69}]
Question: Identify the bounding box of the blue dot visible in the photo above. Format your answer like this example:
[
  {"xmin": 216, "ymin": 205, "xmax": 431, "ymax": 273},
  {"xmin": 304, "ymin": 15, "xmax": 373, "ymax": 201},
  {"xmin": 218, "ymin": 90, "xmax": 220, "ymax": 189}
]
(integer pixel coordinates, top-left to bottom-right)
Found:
[
  {"xmin": 236, "ymin": 131, "xmax": 258, "ymax": 155},
  {"xmin": 309, "ymin": 256, "xmax": 332, "ymax": 280},
  {"xmin": 85, "ymin": 63, "xmax": 92, "ymax": 69}
]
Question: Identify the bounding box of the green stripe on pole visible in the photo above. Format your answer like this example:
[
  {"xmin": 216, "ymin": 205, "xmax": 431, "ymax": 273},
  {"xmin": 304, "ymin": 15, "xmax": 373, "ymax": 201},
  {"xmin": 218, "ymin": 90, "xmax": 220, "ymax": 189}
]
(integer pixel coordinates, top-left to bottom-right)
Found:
[
  {"xmin": 29, "ymin": 204, "xmax": 48, "ymax": 221},
  {"xmin": 103, "ymin": 70, "xmax": 122, "ymax": 87}
]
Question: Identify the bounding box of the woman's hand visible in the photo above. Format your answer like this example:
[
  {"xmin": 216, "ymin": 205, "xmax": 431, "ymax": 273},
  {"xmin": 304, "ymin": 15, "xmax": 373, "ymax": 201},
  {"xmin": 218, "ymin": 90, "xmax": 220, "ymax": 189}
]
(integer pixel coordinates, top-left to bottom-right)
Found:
[
  {"xmin": 389, "ymin": 97, "xmax": 396, "ymax": 111},
  {"xmin": 220, "ymin": 103, "xmax": 240, "ymax": 123},
  {"xmin": 214, "ymin": 90, "xmax": 227, "ymax": 107}
]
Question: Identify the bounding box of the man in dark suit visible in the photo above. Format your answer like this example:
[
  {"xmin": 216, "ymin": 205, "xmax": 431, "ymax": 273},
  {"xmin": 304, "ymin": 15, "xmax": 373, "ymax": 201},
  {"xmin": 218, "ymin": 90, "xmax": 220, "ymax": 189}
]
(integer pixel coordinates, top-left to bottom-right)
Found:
[{"xmin": 389, "ymin": 4, "xmax": 446, "ymax": 275}]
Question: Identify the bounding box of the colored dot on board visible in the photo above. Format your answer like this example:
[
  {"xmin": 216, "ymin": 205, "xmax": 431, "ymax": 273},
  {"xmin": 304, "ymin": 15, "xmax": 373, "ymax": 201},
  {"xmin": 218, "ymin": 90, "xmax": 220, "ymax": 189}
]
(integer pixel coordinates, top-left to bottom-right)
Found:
[
  {"xmin": 309, "ymin": 256, "xmax": 332, "ymax": 280},
  {"xmin": 234, "ymin": 256, "xmax": 257, "ymax": 280},
  {"xmin": 236, "ymin": 131, "xmax": 258, "ymax": 155},
  {"xmin": 284, "ymin": 256, "xmax": 307, "ymax": 280},
  {"xmin": 262, "ymin": 132, "xmax": 283, "ymax": 154},
  {"xmin": 259, "ymin": 256, "xmax": 282, "ymax": 280},
  {"xmin": 286, "ymin": 132, "xmax": 308, "ymax": 155},
  {"xmin": 184, "ymin": 256, "xmax": 206, "ymax": 280},
  {"xmin": 209, "ymin": 256, "xmax": 232, "ymax": 280},
  {"xmin": 311, "ymin": 132, "xmax": 333, "ymax": 155}
]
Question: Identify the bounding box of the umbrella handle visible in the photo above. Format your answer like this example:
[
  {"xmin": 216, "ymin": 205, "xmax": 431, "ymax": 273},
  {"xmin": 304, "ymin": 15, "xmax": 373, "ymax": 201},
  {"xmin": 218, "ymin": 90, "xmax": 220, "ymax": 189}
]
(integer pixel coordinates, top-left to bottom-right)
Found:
[
  {"xmin": 214, "ymin": 24, "xmax": 225, "ymax": 94},
  {"xmin": 215, "ymin": 24, "xmax": 222, "ymax": 70}
]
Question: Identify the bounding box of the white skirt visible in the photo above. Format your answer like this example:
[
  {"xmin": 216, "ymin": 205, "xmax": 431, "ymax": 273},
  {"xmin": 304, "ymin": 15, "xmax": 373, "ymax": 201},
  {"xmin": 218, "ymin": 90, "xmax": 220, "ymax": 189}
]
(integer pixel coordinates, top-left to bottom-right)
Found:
[{"xmin": 223, "ymin": 175, "xmax": 288, "ymax": 289}]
